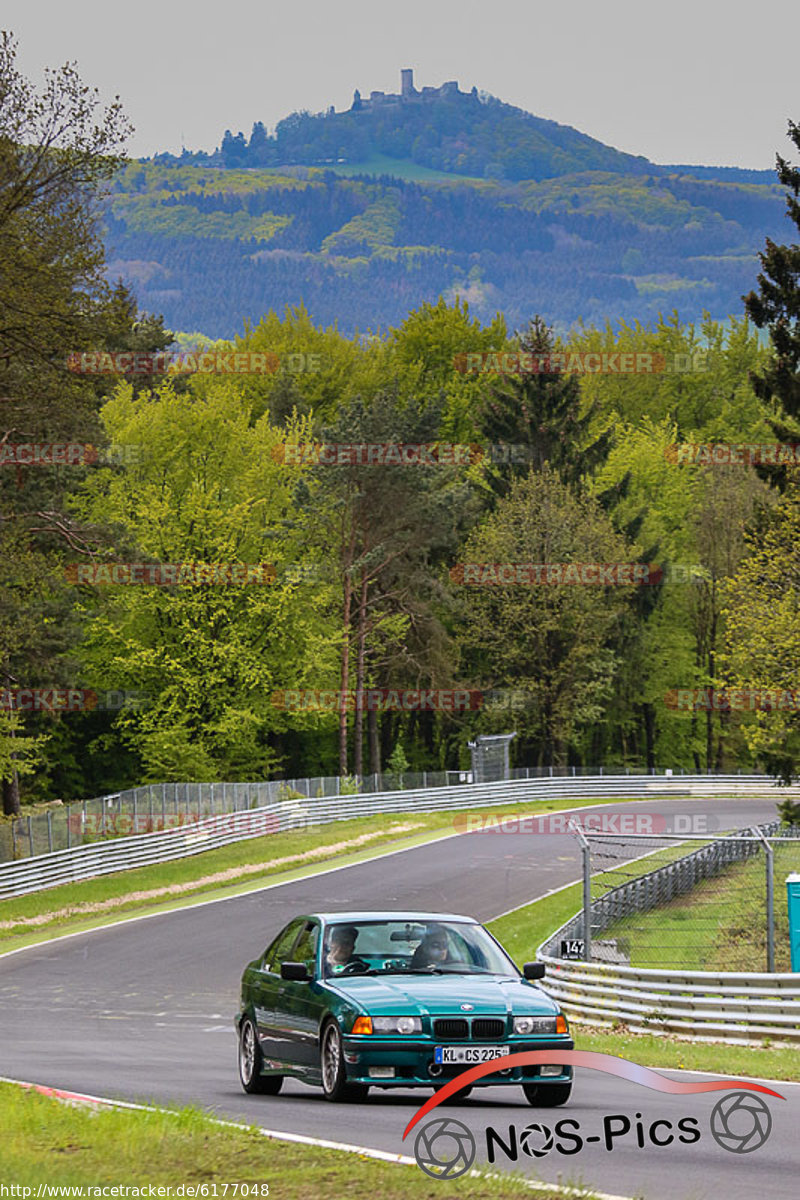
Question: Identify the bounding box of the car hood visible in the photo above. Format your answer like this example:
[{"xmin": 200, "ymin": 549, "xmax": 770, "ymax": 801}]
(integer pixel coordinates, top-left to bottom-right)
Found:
[{"xmin": 326, "ymin": 973, "xmax": 558, "ymax": 1016}]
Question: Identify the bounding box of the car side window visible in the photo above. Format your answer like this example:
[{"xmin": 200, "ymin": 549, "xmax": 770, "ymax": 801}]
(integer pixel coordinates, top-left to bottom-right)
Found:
[
  {"xmin": 291, "ymin": 923, "xmax": 319, "ymax": 975},
  {"xmin": 263, "ymin": 920, "xmax": 302, "ymax": 973}
]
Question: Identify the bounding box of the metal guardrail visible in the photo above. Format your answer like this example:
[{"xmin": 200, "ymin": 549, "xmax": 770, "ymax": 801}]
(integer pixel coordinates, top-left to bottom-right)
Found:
[
  {"xmin": 0, "ymin": 773, "xmax": 791, "ymax": 901},
  {"xmin": 0, "ymin": 766, "xmax": 784, "ymax": 864},
  {"xmin": 537, "ymin": 823, "xmax": 800, "ymax": 1042},
  {"xmin": 537, "ymin": 958, "xmax": 800, "ymax": 1042}
]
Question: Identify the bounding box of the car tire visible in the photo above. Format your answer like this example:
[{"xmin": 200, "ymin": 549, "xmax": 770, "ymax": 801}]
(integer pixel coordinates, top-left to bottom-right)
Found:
[
  {"xmin": 320, "ymin": 1020, "xmax": 369, "ymax": 1102},
  {"xmin": 522, "ymin": 1082, "xmax": 572, "ymax": 1106},
  {"xmin": 238, "ymin": 1016, "xmax": 283, "ymax": 1095}
]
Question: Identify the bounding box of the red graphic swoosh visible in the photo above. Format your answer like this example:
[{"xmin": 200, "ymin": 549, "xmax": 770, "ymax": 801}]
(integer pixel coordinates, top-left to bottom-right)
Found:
[{"xmin": 402, "ymin": 1050, "xmax": 785, "ymax": 1140}]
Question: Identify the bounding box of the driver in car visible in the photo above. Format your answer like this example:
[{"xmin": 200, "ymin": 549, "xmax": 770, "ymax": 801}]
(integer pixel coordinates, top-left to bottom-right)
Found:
[{"xmin": 324, "ymin": 924, "xmax": 362, "ymax": 974}]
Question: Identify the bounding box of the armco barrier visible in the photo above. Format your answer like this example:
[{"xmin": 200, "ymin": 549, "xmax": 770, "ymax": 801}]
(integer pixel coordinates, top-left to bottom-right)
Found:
[
  {"xmin": 2, "ymin": 767, "xmax": 786, "ymax": 863},
  {"xmin": 537, "ymin": 822, "xmax": 800, "ymax": 1042},
  {"xmin": 536, "ymin": 957, "xmax": 800, "ymax": 1042},
  {"xmin": 0, "ymin": 773, "xmax": 791, "ymax": 900}
]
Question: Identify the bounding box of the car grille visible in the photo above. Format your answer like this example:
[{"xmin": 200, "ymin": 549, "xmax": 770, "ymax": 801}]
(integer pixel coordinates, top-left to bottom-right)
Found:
[
  {"xmin": 472, "ymin": 1017, "xmax": 506, "ymax": 1039},
  {"xmin": 432, "ymin": 1016, "xmax": 506, "ymax": 1040},
  {"xmin": 433, "ymin": 1018, "xmax": 469, "ymax": 1039}
]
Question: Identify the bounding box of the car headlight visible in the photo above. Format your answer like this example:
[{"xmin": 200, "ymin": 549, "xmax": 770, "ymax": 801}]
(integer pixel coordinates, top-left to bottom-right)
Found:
[
  {"xmin": 371, "ymin": 1015, "xmax": 422, "ymax": 1034},
  {"xmin": 514, "ymin": 1015, "xmax": 561, "ymax": 1035}
]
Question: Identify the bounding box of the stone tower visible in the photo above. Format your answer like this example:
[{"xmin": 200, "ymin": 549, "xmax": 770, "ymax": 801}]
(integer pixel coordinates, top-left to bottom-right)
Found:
[{"xmin": 400, "ymin": 68, "xmax": 414, "ymax": 97}]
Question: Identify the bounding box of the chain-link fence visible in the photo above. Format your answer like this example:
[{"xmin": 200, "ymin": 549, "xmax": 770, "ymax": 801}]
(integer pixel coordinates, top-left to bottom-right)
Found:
[{"xmin": 552, "ymin": 823, "xmax": 800, "ymax": 972}]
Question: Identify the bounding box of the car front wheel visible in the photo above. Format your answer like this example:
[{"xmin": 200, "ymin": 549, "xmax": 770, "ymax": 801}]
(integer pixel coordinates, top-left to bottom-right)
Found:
[
  {"xmin": 238, "ymin": 1017, "xmax": 283, "ymax": 1095},
  {"xmin": 320, "ymin": 1020, "xmax": 368, "ymax": 1102},
  {"xmin": 522, "ymin": 1082, "xmax": 572, "ymax": 1106}
]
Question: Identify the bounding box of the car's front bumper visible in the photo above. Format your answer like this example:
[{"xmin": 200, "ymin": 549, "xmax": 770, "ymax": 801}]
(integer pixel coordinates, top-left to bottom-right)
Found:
[{"xmin": 340, "ymin": 1035, "xmax": 574, "ymax": 1087}]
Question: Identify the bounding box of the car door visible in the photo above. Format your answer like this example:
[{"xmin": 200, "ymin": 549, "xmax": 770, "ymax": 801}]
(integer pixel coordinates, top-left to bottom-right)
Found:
[
  {"xmin": 272, "ymin": 920, "xmax": 325, "ymax": 1069},
  {"xmin": 255, "ymin": 919, "xmax": 304, "ymax": 1065}
]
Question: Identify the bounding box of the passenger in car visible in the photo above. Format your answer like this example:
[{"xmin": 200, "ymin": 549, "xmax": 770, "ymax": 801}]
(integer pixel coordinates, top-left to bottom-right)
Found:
[{"xmin": 411, "ymin": 928, "xmax": 451, "ymax": 968}]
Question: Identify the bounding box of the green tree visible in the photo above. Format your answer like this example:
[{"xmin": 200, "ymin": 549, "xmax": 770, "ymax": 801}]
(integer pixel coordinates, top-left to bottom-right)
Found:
[
  {"xmin": 721, "ymin": 477, "xmax": 800, "ymax": 782},
  {"xmin": 480, "ymin": 316, "xmax": 613, "ymax": 495},
  {"xmin": 744, "ymin": 119, "xmax": 800, "ymax": 431},
  {"xmin": 0, "ymin": 33, "xmax": 132, "ymax": 812},
  {"xmin": 70, "ymin": 379, "xmax": 339, "ymax": 782},
  {"xmin": 298, "ymin": 387, "xmax": 475, "ymax": 775},
  {"xmin": 456, "ymin": 467, "xmax": 634, "ymax": 765}
]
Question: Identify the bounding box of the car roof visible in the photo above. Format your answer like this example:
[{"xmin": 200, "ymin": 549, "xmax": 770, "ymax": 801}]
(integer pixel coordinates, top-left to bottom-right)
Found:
[{"xmin": 309, "ymin": 911, "xmax": 479, "ymax": 924}]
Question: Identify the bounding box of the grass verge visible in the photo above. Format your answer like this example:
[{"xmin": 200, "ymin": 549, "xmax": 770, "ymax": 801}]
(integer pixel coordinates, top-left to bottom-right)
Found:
[
  {"xmin": 0, "ymin": 1081, "xmax": 571, "ymax": 1198},
  {"xmin": 487, "ymin": 842, "xmax": 704, "ymax": 965},
  {"xmin": 573, "ymin": 1026, "xmax": 800, "ymax": 1082},
  {"xmin": 0, "ymin": 795, "xmax": 630, "ymax": 954},
  {"xmin": 597, "ymin": 843, "xmax": 800, "ymax": 972}
]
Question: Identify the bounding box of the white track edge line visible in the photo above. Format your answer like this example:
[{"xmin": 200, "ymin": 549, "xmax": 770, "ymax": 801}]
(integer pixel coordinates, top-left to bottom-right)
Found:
[{"xmin": 0, "ymin": 1075, "xmax": 636, "ymax": 1199}]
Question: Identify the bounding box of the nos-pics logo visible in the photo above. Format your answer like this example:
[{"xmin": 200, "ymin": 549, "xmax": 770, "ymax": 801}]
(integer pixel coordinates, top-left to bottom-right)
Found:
[{"xmin": 405, "ymin": 1051, "xmax": 782, "ymax": 1181}]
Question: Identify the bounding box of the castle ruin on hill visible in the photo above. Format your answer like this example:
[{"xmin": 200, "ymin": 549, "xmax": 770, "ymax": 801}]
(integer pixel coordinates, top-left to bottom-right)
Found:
[{"xmin": 350, "ymin": 69, "xmax": 475, "ymax": 112}]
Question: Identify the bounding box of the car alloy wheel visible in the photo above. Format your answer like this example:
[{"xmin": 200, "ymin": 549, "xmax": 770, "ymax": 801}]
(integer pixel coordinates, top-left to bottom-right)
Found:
[
  {"xmin": 320, "ymin": 1020, "xmax": 368, "ymax": 1102},
  {"xmin": 238, "ymin": 1016, "xmax": 282, "ymax": 1095}
]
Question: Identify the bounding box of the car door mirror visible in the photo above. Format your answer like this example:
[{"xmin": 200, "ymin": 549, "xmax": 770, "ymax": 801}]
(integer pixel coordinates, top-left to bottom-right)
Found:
[
  {"xmin": 280, "ymin": 961, "xmax": 310, "ymax": 982},
  {"xmin": 523, "ymin": 961, "xmax": 545, "ymax": 980}
]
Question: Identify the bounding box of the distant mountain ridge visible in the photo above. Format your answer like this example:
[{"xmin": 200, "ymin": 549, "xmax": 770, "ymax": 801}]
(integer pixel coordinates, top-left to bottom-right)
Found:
[
  {"xmin": 105, "ymin": 72, "xmax": 790, "ymax": 337},
  {"xmin": 158, "ymin": 68, "xmax": 768, "ymax": 185}
]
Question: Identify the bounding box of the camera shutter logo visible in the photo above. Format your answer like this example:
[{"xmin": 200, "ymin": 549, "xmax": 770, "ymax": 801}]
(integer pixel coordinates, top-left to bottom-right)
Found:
[
  {"xmin": 710, "ymin": 1092, "xmax": 772, "ymax": 1153},
  {"xmin": 413, "ymin": 1117, "xmax": 476, "ymax": 1179},
  {"xmin": 519, "ymin": 1122, "xmax": 555, "ymax": 1158}
]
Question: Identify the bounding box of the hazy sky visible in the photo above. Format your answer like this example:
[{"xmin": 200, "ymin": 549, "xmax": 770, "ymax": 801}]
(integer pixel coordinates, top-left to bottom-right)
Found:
[{"xmin": 4, "ymin": 1, "xmax": 798, "ymax": 168}]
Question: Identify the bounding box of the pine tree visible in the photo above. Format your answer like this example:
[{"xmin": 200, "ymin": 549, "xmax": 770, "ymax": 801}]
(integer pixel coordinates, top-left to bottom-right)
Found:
[
  {"xmin": 480, "ymin": 316, "xmax": 612, "ymax": 494},
  {"xmin": 743, "ymin": 120, "xmax": 800, "ymax": 431}
]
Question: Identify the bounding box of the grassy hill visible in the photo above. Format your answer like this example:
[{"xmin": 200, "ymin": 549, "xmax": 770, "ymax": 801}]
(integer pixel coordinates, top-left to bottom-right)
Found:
[{"xmin": 105, "ymin": 83, "xmax": 791, "ymax": 336}]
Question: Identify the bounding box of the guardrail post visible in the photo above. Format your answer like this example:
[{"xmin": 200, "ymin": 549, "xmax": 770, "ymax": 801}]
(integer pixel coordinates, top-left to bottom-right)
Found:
[
  {"xmin": 12, "ymin": 817, "xmax": 17, "ymax": 858},
  {"xmin": 47, "ymin": 811, "xmax": 53, "ymax": 852},
  {"xmin": 27, "ymin": 815, "xmax": 33, "ymax": 857},
  {"xmin": 66, "ymin": 803, "xmax": 71, "ymax": 849}
]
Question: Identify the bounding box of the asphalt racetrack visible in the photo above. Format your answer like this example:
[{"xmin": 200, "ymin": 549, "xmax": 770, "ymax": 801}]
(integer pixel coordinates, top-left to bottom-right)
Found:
[{"xmin": 1, "ymin": 798, "xmax": 796, "ymax": 1199}]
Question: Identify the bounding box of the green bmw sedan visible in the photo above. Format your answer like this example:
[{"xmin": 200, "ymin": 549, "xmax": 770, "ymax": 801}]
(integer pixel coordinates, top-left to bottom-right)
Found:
[{"xmin": 236, "ymin": 911, "xmax": 574, "ymax": 1104}]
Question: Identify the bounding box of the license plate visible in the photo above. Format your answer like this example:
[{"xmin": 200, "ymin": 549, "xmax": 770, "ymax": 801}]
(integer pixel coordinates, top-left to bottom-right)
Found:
[{"xmin": 434, "ymin": 1045, "xmax": 510, "ymax": 1065}]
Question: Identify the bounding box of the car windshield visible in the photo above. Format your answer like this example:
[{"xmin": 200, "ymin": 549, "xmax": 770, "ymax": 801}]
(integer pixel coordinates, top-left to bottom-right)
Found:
[{"xmin": 321, "ymin": 919, "xmax": 517, "ymax": 978}]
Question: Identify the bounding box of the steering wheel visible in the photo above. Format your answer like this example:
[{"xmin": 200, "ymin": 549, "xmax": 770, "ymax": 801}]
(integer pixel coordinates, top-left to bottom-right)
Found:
[{"xmin": 340, "ymin": 957, "xmax": 370, "ymax": 975}]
